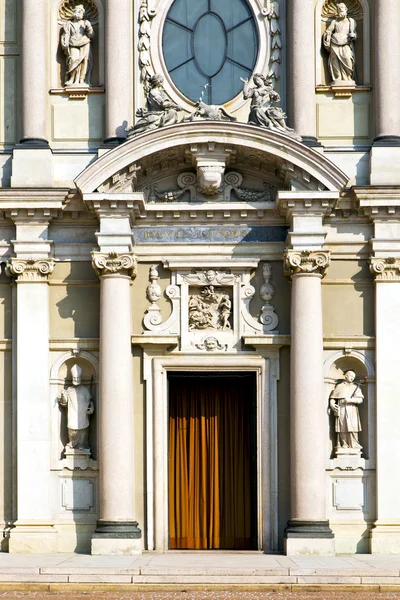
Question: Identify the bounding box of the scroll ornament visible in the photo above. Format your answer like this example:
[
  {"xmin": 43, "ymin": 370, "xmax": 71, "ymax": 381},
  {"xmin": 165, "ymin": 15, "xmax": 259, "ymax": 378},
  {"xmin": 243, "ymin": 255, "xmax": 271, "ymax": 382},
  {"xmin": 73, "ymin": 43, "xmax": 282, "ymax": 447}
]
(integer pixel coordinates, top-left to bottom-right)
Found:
[
  {"xmin": 92, "ymin": 252, "xmax": 137, "ymax": 279},
  {"xmin": 284, "ymin": 250, "xmax": 330, "ymax": 277}
]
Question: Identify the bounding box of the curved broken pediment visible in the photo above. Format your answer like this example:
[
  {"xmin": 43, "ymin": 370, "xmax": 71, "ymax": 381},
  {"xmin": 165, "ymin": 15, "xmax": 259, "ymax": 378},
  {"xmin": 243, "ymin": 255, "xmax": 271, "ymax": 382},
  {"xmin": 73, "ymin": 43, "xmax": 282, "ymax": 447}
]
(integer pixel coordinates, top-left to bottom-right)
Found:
[{"xmin": 75, "ymin": 122, "xmax": 349, "ymax": 197}]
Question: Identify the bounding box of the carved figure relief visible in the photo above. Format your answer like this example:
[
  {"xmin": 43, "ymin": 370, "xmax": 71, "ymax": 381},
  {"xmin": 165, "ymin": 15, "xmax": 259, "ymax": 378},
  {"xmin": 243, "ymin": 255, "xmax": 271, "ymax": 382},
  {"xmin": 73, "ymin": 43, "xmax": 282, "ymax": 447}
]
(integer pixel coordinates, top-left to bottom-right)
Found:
[
  {"xmin": 60, "ymin": 3, "xmax": 94, "ymax": 86},
  {"xmin": 242, "ymin": 74, "xmax": 301, "ymax": 141},
  {"xmin": 323, "ymin": 3, "xmax": 357, "ymax": 85},
  {"xmin": 329, "ymin": 370, "xmax": 363, "ymax": 455},
  {"xmin": 188, "ymin": 286, "xmax": 232, "ymax": 331},
  {"xmin": 59, "ymin": 364, "xmax": 94, "ymax": 453},
  {"xmin": 185, "ymin": 101, "xmax": 237, "ymax": 123},
  {"xmin": 196, "ymin": 337, "xmax": 227, "ymax": 352}
]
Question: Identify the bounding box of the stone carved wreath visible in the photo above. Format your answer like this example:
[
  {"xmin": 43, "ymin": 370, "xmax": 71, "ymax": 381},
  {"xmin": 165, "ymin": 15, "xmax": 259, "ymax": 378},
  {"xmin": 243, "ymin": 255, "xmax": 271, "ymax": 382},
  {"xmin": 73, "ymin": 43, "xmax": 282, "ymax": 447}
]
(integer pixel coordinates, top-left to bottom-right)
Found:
[
  {"xmin": 59, "ymin": 0, "xmax": 99, "ymax": 22},
  {"xmin": 321, "ymin": 0, "xmax": 363, "ymax": 19}
]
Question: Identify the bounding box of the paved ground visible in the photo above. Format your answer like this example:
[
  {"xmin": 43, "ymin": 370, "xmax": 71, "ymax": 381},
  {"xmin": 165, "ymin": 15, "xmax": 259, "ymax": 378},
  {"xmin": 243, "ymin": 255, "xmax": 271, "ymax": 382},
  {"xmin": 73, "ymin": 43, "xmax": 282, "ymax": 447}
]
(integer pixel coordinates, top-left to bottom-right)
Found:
[{"xmin": 2, "ymin": 592, "xmax": 400, "ymax": 597}]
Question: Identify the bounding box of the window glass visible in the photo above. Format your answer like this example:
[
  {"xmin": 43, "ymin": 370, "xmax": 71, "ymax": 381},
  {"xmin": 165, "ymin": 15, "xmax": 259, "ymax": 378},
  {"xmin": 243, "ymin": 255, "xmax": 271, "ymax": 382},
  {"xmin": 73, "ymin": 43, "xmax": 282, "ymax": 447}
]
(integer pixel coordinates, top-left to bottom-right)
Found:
[{"xmin": 162, "ymin": 0, "xmax": 258, "ymax": 104}]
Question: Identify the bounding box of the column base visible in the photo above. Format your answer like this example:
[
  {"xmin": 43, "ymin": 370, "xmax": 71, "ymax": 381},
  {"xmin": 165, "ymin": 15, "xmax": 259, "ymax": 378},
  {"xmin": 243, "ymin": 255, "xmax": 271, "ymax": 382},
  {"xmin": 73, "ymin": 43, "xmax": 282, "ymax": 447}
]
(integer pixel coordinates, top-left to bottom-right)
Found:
[
  {"xmin": 284, "ymin": 520, "xmax": 335, "ymax": 555},
  {"xmin": 370, "ymin": 524, "xmax": 400, "ymax": 554},
  {"xmin": 91, "ymin": 520, "xmax": 142, "ymax": 555},
  {"xmin": 8, "ymin": 521, "xmax": 57, "ymax": 553}
]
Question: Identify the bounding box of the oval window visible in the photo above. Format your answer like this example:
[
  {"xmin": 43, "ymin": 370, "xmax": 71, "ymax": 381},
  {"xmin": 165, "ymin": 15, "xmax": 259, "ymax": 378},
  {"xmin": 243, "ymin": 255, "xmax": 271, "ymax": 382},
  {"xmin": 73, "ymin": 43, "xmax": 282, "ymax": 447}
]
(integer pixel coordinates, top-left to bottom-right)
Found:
[{"xmin": 162, "ymin": 0, "xmax": 259, "ymax": 105}]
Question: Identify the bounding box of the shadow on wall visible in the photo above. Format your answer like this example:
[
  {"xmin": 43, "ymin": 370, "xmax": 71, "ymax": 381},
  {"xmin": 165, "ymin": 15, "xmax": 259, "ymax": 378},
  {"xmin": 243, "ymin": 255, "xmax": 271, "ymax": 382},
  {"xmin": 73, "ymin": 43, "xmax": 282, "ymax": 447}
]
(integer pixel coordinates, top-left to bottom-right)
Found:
[{"xmin": 55, "ymin": 263, "xmax": 100, "ymax": 339}]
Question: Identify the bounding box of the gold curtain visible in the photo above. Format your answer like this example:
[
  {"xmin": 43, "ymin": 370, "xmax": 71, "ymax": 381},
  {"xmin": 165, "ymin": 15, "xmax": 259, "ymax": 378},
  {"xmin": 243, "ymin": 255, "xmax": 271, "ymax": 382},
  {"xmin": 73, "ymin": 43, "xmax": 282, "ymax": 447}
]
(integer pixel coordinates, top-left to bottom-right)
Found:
[{"xmin": 169, "ymin": 376, "xmax": 254, "ymax": 550}]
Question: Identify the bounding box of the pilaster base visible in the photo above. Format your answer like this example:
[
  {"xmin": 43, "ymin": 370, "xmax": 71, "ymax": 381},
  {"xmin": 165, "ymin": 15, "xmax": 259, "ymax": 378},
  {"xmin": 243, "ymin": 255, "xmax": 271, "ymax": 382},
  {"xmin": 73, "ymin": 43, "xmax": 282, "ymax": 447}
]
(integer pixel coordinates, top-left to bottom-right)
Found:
[
  {"xmin": 370, "ymin": 524, "xmax": 400, "ymax": 554},
  {"xmin": 91, "ymin": 520, "xmax": 142, "ymax": 555},
  {"xmin": 11, "ymin": 147, "xmax": 53, "ymax": 187},
  {"xmin": 8, "ymin": 521, "xmax": 57, "ymax": 553},
  {"xmin": 370, "ymin": 146, "xmax": 400, "ymax": 185},
  {"xmin": 284, "ymin": 520, "xmax": 335, "ymax": 555}
]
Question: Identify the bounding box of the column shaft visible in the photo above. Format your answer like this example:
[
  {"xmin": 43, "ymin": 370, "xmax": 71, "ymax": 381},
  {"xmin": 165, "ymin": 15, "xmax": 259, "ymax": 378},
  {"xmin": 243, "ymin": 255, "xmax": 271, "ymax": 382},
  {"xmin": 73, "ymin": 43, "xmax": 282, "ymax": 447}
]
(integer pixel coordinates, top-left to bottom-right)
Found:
[
  {"xmin": 91, "ymin": 251, "xmax": 141, "ymax": 555},
  {"xmin": 374, "ymin": 0, "xmax": 400, "ymax": 141},
  {"xmin": 98, "ymin": 274, "xmax": 135, "ymax": 521},
  {"xmin": 8, "ymin": 258, "xmax": 56, "ymax": 553},
  {"xmin": 290, "ymin": 274, "xmax": 326, "ymax": 520},
  {"xmin": 104, "ymin": 0, "xmax": 133, "ymax": 143},
  {"xmin": 20, "ymin": 0, "xmax": 48, "ymax": 145},
  {"xmin": 287, "ymin": 0, "xmax": 316, "ymax": 143}
]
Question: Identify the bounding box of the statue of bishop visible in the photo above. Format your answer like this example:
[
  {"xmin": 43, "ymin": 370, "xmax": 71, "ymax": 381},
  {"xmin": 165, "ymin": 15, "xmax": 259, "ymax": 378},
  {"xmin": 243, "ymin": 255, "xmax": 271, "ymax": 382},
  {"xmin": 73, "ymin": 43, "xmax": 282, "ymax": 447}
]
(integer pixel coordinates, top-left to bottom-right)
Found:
[{"xmin": 59, "ymin": 364, "xmax": 94, "ymax": 451}]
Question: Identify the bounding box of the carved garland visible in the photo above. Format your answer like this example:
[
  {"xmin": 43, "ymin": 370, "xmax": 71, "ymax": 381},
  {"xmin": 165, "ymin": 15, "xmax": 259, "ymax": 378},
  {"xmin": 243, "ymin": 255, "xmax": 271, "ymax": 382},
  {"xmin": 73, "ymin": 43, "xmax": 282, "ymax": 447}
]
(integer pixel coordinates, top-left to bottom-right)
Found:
[
  {"xmin": 138, "ymin": 0, "xmax": 157, "ymax": 86},
  {"xmin": 284, "ymin": 250, "xmax": 330, "ymax": 277},
  {"xmin": 92, "ymin": 252, "xmax": 137, "ymax": 279}
]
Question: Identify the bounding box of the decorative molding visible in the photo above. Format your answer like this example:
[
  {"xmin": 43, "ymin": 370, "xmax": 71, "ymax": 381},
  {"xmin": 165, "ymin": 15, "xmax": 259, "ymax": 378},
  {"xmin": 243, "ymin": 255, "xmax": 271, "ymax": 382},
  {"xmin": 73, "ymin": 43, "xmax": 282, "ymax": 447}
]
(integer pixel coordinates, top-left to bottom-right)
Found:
[
  {"xmin": 370, "ymin": 257, "xmax": 400, "ymax": 281},
  {"xmin": 91, "ymin": 252, "xmax": 137, "ymax": 279},
  {"xmin": 6, "ymin": 258, "xmax": 55, "ymax": 282},
  {"xmin": 138, "ymin": 0, "xmax": 156, "ymax": 85},
  {"xmin": 144, "ymin": 264, "xmax": 163, "ymax": 330},
  {"xmin": 283, "ymin": 250, "xmax": 330, "ymax": 277},
  {"xmin": 259, "ymin": 262, "xmax": 279, "ymax": 330}
]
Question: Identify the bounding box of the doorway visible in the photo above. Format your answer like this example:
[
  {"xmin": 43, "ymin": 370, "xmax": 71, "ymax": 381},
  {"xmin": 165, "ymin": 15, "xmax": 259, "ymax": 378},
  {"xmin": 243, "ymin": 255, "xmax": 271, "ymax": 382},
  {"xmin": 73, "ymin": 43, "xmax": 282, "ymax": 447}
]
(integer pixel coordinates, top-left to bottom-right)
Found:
[{"xmin": 168, "ymin": 372, "xmax": 257, "ymax": 550}]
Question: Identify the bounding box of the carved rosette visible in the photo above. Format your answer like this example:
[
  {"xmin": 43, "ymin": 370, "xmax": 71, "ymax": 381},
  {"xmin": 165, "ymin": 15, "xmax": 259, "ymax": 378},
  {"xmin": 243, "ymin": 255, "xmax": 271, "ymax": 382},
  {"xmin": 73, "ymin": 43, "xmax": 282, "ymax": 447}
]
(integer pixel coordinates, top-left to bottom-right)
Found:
[
  {"xmin": 370, "ymin": 257, "xmax": 400, "ymax": 281},
  {"xmin": 6, "ymin": 258, "xmax": 55, "ymax": 282},
  {"xmin": 284, "ymin": 250, "xmax": 330, "ymax": 278},
  {"xmin": 92, "ymin": 252, "xmax": 137, "ymax": 280}
]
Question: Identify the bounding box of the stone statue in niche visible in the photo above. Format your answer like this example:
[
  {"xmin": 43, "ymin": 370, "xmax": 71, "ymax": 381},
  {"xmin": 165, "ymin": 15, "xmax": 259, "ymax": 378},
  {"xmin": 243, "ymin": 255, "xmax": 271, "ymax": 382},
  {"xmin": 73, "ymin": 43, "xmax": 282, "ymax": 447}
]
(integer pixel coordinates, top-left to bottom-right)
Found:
[
  {"xmin": 127, "ymin": 74, "xmax": 183, "ymax": 138},
  {"xmin": 61, "ymin": 4, "xmax": 94, "ymax": 86},
  {"xmin": 59, "ymin": 364, "xmax": 94, "ymax": 452},
  {"xmin": 323, "ymin": 3, "xmax": 357, "ymax": 85},
  {"xmin": 188, "ymin": 286, "xmax": 232, "ymax": 331},
  {"xmin": 329, "ymin": 370, "xmax": 363, "ymax": 454},
  {"xmin": 241, "ymin": 74, "xmax": 301, "ymax": 141}
]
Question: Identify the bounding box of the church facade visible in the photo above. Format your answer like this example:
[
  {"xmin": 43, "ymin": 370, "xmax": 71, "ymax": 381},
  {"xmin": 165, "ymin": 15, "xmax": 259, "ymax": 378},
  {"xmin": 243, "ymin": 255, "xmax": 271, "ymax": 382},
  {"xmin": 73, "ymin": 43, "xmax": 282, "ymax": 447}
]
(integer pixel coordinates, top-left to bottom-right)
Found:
[{"xmin": 1, "ymin": 0, "xmax": 400, "ymax": 556}]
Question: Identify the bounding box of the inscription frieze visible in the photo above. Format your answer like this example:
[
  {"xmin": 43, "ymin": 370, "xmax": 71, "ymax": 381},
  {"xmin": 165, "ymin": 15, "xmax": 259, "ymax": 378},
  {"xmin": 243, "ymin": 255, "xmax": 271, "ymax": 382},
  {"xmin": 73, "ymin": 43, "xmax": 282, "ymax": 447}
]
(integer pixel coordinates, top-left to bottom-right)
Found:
[{"xmin": 133, "ymin": 226, "xmax": 288, "ymax": 245}]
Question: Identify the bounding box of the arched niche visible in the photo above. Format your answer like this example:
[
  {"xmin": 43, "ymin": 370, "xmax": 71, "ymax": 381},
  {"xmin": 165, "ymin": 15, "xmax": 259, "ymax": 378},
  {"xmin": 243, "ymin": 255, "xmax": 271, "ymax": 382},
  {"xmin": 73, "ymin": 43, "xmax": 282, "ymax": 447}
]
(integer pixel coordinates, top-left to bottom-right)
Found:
[
  {"xmin": 315, "ymin": 0, "xmax": 371, "ymax": 86},
  {"xmin": 51, "ymin": 0, "xmax": 105, "ymax": 89},
  {"xmin": 325, "ymin": 351, "xmax": 375, "ymax": 461},
  {"xmin": 50, "ymin": 351, "xmax": 99, "ymax": 464}
]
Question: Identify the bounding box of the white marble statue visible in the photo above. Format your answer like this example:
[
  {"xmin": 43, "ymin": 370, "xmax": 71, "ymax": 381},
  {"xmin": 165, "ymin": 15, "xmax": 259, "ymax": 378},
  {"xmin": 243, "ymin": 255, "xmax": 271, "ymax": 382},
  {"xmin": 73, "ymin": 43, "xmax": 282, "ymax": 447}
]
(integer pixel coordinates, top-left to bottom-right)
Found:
[
  {"xmin": 59, "ymin": 364, "xmax": 94, "ymax": 451},
  {"xmin": 329, "ymin": 370, "xmax": 363, "ymax": 452},
  {"xmin": 61, "ymin": 4, "xmax": 94, "ymax": 86},
  {"xmin": 323, "ymin": 3, "xmax": 357, "ymax": 85},
  {"xmin": 241, "ymin": 73, "xmax": 300, "ymax": 140}
]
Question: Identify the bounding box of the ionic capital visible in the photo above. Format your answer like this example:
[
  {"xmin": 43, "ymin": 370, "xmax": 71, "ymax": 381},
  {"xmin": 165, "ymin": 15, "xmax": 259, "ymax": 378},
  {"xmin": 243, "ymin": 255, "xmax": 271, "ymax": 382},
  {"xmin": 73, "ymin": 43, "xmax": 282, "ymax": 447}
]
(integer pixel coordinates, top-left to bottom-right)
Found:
[
  {"xmin": 370, "ymin": 257, "xmax": 400, "ymax": 281},
  {"xmin": 92, "ymin": 251, "xmax": 137, "ymax": 280},
  {"xmin": 6, "ymin": 258, "xmax": 55, "ymax": 282},
  {"xmin": 283, "ymin": 250, "xmax": 330, "ymax": 278}
]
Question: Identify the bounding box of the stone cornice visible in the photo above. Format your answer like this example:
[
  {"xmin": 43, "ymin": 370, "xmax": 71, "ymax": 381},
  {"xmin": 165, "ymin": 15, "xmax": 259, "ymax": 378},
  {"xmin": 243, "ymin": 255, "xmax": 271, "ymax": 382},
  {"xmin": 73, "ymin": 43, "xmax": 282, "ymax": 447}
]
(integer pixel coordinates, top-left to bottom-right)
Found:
[
  {"xmin": 92, "ymin": 251, "xmax": 137, "ymax": 280},
  {"xmin": 6, "ymin": 258, "xmax": 55, "ymax": 282},
  {"xmin": 83, "ymin": 193, "xmax": 146, "ymax": 223},
  {"xmin": 283, "ymin": 250, "xmax": 330, "ymax": 278},
  {"xmin": 278, "ymin": 191, "xmax": 339, "ymax": 219},
  {"xmin": 352, "ymin": 186, "xmax": 400, "ymax": 218},
  {"xmin": 370, "ymin": 257, "xmax": 400, "ymax": 281}
]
